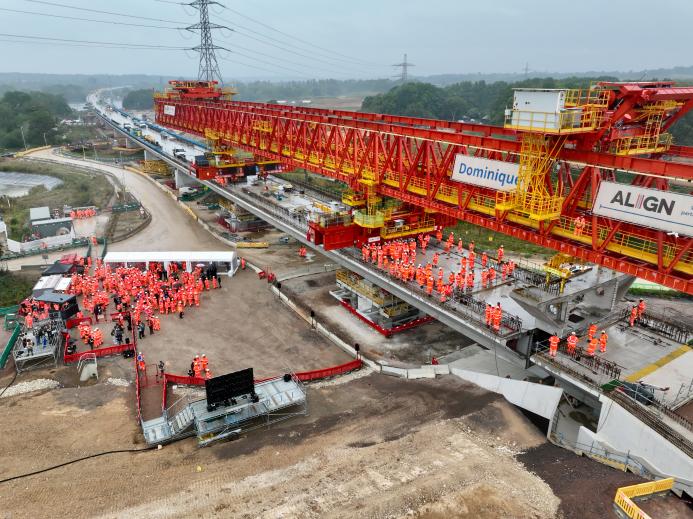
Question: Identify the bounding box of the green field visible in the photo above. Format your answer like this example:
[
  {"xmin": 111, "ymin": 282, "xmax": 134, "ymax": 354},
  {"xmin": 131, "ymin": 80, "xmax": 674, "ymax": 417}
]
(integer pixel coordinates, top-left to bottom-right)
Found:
[{"xmin": 0, "ymin": 159, "xmax": 114, "ymax": 241}]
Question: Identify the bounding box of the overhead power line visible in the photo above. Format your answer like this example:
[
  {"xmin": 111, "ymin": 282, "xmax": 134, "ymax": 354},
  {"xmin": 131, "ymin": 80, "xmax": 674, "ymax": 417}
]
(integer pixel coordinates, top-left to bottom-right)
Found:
[
  {"xmin": 0, "ymin": 7, "xmax": 180, "ymax": 29},
  {"xmin": 0, "ymin": 32, "xmax": 188, "ymax": 49},
  {"xmin": 23, "ymin": 0, "xmax": 185, "ymax": 24},
  {"xmin": 219, "ymin": 6, "xmax": 383, "ymax": 67}
]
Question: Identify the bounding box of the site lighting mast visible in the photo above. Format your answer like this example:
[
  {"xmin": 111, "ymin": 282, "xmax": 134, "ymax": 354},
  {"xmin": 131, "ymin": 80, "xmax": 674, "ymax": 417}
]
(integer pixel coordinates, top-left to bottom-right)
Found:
[
  {"xmin": 187, "ymin": 0, "xmax": 228, "ymax": 84},
  {"xmin": 393, "ymin": 53, "xmax": 415, "ymax": 83}
]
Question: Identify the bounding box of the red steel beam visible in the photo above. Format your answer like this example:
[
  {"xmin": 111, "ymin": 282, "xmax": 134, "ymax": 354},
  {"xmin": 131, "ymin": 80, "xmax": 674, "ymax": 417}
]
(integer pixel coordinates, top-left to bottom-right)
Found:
[{"xmin": 155, "ymin": 98, "xmax": 693, "ymax": 293}]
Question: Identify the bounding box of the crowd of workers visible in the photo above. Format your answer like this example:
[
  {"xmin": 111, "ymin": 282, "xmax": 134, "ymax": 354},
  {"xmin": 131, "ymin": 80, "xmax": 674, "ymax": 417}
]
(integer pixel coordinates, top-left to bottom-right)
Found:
[
  {"xmin": 69, "ymin": 207, "xmax": 97, "ymax": 219},
  {"xmin": 356, "ymin": 229, "xmax": 515, "ymax": 332},
  {"xmin": 546, "ymin": 298, "xmax": 648, "ymax": 360},
  {"xmin": 65, "ymin": 259, "xmax": 222, "ymax": 378}
]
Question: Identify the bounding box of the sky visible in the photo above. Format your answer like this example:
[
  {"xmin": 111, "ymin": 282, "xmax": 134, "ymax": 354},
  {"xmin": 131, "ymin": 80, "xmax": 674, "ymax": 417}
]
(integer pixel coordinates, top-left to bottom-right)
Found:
[{"xmin": 1, "ymin": 0, "xmax": 692, "ymax": 80}]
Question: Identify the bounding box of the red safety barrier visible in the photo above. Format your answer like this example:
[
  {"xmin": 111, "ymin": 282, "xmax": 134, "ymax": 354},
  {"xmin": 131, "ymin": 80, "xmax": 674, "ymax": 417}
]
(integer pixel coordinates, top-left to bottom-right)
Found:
[
  {"xmin": 65, "ymin": 316, "xmax": 93, "ymax": 329},
  {"xmin": 159, "ymin": 359, "xmax": 364, "ymax": 412},
  {"xmin": 135, "ymin": 357, "xmax": 142, "ymax": 423},
  {"xmin": 64, "ymin": 342, "xmax": 135, "ymax": 364},
  {"xmin": 339, "ymin": 300, "xmax": 433, "ymax": 338},
  {"xmin": 294, "ymin": 359, "xmax": 363, "ymax": 382}
]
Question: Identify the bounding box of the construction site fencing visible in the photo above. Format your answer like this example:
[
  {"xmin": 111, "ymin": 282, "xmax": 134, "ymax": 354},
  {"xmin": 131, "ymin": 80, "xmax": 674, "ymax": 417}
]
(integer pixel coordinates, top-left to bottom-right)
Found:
[
  {"xmin": 160, "ymin": 360, "xmax": 364, "ymax": 411},
  {"xmin": 0, "ymin": 324, "xmax": 21, "ymax": 369},
  {"xmin": 614, "ymin": 478, "xmax": 675, "ymax": 519},
  {"xmin": 65, "ymin": 316, "xmax": 93, "ymax": 329},
  {"xmin": 0, "ymin": 305, "xmax": 19, "ymax": 317},
  {"xmin": 63, "ymin": 343, "xmax": 136, "ymax": 364}
]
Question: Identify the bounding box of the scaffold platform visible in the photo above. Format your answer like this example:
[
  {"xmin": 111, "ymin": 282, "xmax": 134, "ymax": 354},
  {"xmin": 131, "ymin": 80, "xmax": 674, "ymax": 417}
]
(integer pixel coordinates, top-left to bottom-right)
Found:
[{"xmin": 142, "ymin": 375, "xmax": 307, "ymax": 447}]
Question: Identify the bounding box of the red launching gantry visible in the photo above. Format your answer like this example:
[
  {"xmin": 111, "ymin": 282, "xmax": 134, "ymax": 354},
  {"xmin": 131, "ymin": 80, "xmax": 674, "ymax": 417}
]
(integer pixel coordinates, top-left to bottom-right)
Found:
[{"xmin": 154, "ymin": 80, "xmax": 693, "ymax": 293}]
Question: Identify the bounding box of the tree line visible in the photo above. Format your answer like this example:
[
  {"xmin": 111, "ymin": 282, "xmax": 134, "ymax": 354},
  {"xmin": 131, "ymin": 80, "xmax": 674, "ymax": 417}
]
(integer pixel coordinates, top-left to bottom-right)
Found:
[
  {"xmin": 0, "ymin": 91, "xmax": 72, "ymax": 150},
  {"xmin": 362, "ymin": 78, "xmax": 693, "ymax": 146}
]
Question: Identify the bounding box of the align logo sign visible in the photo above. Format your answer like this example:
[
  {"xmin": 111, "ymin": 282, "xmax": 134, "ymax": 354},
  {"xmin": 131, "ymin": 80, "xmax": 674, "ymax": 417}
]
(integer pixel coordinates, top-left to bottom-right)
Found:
[
  {"xmin": 593, "ymin": 181, "xmax": 693, "ymax": 237},
  {"xmin": 163, "ymin": 105, "xmax": 176, "ymax": 116},
  {"xmin": 450, "ymin": 155, "xmax": 519, "ymax": 192}
]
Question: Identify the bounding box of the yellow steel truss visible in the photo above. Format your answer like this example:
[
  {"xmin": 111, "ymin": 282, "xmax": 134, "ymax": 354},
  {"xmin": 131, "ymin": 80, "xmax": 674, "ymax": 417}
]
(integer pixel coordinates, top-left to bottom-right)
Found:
[{"xmin": 495, "ymin": 134, "xmax": 565, "ymax": 221}]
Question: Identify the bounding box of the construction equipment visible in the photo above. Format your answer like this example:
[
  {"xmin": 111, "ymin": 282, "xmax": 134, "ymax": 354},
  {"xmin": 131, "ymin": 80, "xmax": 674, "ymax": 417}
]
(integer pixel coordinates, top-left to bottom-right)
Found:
[{"xmin": 155, "ymin": 80, "xmax": 693, "ymax": 293}]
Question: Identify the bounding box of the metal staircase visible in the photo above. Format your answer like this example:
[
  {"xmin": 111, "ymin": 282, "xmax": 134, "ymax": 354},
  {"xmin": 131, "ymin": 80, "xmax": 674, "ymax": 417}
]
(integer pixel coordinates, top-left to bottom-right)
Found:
[{"xmin": 141, "ymin": 395, "xmax": 196, "ymax": 444}]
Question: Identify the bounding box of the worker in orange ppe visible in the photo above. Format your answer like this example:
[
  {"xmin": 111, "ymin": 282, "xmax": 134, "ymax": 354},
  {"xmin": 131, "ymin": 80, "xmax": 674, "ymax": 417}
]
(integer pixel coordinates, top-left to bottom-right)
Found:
[
  {"xmin": 457, "ymin": 239, "xmax": 464, "ymax": 254},
  {"xmin": 439, "ymin": 290, "xmax": 447, "ymax": 304},
  {"xmin": 501, "ymin": 263, "xmax": 509, "ymax": 281},
  {"xmin": 574, "ymin": 216, "xmax": 586, "ymax": 237},
  {"xmin": 426, "ymin": 276, "xmax": 434, "ymax": 296},
  {"xmin": 549, "ymin": 335, "xmax": 560, "ymax": 357},
  {"xmin": 481, "ymin": 252, "xmax": 488, "ymax": 268},
  {"xmin": 468, "ymin": 251, "xmax": 476, "ymax": 267},
  {"xmin": 497, "ymin": 245, "xmax": 504, "ymax": 263},
  {"xmin": 200, "ymin": 354, "xmax": 208, "ymax": 372},
  {"xmin": 240, "ymin": 257, "xmax": 246, "ymax": 270},
  {"xmin": 25, "ymin": 314, "xmax": 33, "ymax": 329},
  {"xmin": 489, "ymin": 268, "xmax": 496, "ymax": 284},
  {"xmin": 432, "ymin": 252, "xmax": 439, "ymax": 267},
  {"xmin": 192, "ymin": 355, "xmax": 200, "ymax": 375},
  {"xmin": 599, "ymin": 331, "xmax": 608, "ymax": 353},
  {"xmin": 435, "ymin": 229, "xmax": 443, "ymax": 242},
  {"xmin": 637, "ymin": 299, "xmax": 646, "ymax": 319},
  {"xmin": 587, "ymin": 337, "xmax": 597, "ymax": 356},
  {"xmin": 178, "ymin": 300, "xmax": 184, "ymax": 319},
  {"xmin": 629, "ymin": 306, "xmax": 638, "ymax": 327},
  {"xmin": 481, "ymin": 269, "xmax": 488, "ymax": 288},
  {"xmin": 204, "ymin": 368, "xmax": 212, "ymax": 380},
  {"xmin": 468, "ymin": 241, "xmax": 475, "ymax": 253},
  {"xmin": 485, "ymin": 304, "xmax": 493, "ymax": 328},
  {"xmin": 588, "ymin": 323, "xmax": 597, "ymax": 341},
  {"xmin": 567, "ymin": 332, "xmax": 578, "ymax": 355},
  {"xmin": 492, "ymin": 305, "xmax": 502, "ymax": 333}
]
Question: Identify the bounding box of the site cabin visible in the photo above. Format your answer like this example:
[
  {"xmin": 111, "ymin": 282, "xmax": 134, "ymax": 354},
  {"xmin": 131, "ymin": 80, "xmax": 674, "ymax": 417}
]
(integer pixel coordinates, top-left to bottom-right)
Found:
[{"xmin": 33, "ymin": 292, "xmax": 79, "ymax": 321}]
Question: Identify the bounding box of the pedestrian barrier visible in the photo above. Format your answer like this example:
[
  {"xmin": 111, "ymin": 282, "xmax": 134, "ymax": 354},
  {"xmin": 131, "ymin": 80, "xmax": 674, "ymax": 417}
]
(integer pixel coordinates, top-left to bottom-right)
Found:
[
  {"xmin": 65, "ymin": 316, "xmax": 93, "ymax": 329},
  {"xmin": 0, "ymin": 324, "xmax": 21, "ymax": 369},
  {"xmin": 0, "ymin": 305, "xmax": 19, "ymax": 317},
  {"xmin": 159, "ymin": 359, "xmax": 364, "ymax": 411},
  {"xmin": 63, "ymin": 343, "xmax": 136, "ymax": 364},
  {"xmin": 614, "ymin": 478, "xmax": 674, "ymax": 519}
]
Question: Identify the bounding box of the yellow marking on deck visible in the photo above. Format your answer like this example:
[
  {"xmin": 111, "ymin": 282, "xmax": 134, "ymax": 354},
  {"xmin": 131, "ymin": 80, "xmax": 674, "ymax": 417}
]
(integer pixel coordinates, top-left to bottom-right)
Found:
[{"xmin": 625, "ymin": 344, "xmax": 692, "ymax": 382}]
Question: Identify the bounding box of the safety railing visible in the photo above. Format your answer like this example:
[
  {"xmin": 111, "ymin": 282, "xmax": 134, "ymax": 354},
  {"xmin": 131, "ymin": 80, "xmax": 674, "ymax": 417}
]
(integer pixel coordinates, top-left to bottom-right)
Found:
[
  {"xmin": 505, "ymin": 105, "xmax": 605, "ymax": 134},
  {"xmin": 0, "ymin": 324, "xmax": 21, "ymax": 369},
  {"xmin": 64, "ymin": 343, "xmax": 136, "ymax": 364},
  {"xmin": 353, "ymin": 210, "xmax": 385, "ymax": 228},
  {"xmin": 0, "ymin": 305, "xmax": 20, "ymax": 317},
  {"xmin": 614, "ymin": 478, "xmax": 674, "ymax": 519}
]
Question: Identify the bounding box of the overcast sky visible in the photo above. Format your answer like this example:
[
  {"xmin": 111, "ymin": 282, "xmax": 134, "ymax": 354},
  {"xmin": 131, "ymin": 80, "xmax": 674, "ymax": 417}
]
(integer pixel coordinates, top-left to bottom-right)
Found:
[{"xmin": 1, "ymin": 0, "xmax": 692, "ymax": 79}]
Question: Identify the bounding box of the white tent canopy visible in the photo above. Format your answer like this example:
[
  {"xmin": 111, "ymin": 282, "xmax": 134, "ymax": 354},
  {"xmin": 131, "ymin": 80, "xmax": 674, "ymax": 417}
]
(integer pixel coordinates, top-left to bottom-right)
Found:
[{"xmin": 103, "ymin": 251, "xmax": 238, "ymax": 275}]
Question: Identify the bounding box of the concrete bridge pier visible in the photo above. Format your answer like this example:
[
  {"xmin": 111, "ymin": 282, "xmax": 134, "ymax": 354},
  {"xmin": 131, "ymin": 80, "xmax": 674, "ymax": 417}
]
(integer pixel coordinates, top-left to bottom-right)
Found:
[{"xmin": 174, "ymin": 168, "xmax": 200, "ymax": 190}]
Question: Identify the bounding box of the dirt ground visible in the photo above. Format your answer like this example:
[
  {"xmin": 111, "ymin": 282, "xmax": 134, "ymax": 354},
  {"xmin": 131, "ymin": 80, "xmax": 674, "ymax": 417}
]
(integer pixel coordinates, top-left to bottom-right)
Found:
[
  {"xmin": 281, "ymin": 271, "xmax": 474, "ymax": 366},
  {"xmin": 3, "ymin": 371, "xmax": 686, "ymax": 519},
  {"xmin": 518, "ymin": 444, "xmax": 693, "ymax": 519},
  {"xmin": 0, "ymin": 374, "xmax": 553, "ymax": 519}
]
